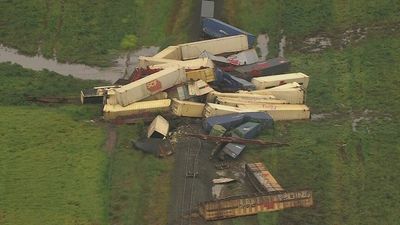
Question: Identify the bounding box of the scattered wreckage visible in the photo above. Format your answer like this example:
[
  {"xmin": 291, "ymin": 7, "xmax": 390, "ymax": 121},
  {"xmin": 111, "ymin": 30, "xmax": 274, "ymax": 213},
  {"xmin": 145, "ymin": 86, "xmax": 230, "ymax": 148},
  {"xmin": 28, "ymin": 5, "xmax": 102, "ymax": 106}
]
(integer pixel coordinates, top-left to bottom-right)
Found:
[{"xmin": 81, "ymin": 17, "xmax": 313, "ymax": 221}]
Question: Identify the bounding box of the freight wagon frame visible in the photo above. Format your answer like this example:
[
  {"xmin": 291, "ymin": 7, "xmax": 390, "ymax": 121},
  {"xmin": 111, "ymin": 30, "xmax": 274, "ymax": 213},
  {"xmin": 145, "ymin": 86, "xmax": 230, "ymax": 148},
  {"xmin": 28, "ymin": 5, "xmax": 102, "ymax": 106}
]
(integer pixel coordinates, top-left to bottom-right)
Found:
[{"xmin": 198, "ymin": 190, "xmax": 313, "ymax": 221}]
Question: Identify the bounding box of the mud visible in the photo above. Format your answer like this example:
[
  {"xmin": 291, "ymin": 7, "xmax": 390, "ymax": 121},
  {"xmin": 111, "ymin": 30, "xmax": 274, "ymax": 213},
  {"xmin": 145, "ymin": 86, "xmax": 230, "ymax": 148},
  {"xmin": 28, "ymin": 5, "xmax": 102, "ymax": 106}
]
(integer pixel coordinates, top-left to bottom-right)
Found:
[
  {"xmin": 105, "ymin": 124, "xmax": 117, "ymax": 154},
  {"xmin": 0, "ymin": 44, "xmax": 159, "ymax": 82}
]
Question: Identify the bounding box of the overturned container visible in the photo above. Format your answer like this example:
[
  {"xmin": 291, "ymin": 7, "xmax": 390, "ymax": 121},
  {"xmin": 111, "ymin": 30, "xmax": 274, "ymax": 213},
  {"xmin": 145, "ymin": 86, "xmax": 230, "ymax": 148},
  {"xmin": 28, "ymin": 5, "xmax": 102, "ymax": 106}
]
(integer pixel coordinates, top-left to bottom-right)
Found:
[
  {"xmin": 114, "ymin": 67, "xmax": 186, "ymax": 106},
  {"xmin": 171, "ymin": 98, "xmax": 205, "ymax": 118},
  {"xmin": 103, "ymin": 99, "xmax": 171, "ymax": 120},
  {"xmin": 201, "ymin": 18, "xmax": 256, "ymax": 47},
  {"xmin": 147, "ymin": 115, "xmax": 170, "ymax": 138},
  {"xmin": 251, "ymin": 73, "xmax": 309, "ymax": 90},
  {"xmin": 237, "ymin": 104, "xmax": 310, "ymax": 121},
  {"xmin": 222, "ymin": 143, "xmax": 246, "ymax": 159},
  {"xmin": 179, "ymin": 35, "xmax": 249, "ymax": 60},
  {"xmin": 232, "ymin": 122, "xmax": 262, "ymax": 139},
  {"xmin": 203, "ymin": 113, "xmax": 246, "ymax": 132},
  {"xmin": 235, "ymin": 57, "xmax": 290, "ymax": 79},
  {"xmin": 245, "ymin": 162, "xmax": 284, "ymax": 193}
]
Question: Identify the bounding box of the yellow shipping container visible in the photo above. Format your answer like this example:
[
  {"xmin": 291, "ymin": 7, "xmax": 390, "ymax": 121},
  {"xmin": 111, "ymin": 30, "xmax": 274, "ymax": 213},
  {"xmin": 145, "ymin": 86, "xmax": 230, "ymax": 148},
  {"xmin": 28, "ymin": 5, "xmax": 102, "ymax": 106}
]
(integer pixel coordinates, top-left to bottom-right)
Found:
[
  {"xmin": 186, "ymin": 67, "xmax": 215, "ymax": 82},
  {"xmin": 103, "ymin": 99, "xmax": 171, "ymax": 120},
  {"xmin": 171, "ymin": 98, "xmax": 205, "ymax": 118},
  {"xmin": 237, "ymin": 104, "xmax": 310, "ymax": 121}
]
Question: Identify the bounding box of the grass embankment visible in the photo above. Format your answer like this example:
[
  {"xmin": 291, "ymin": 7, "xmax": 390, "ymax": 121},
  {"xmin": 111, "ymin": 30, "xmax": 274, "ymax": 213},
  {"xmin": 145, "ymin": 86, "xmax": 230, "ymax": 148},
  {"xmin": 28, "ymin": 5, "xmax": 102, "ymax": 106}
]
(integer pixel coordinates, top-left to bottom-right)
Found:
[
  {"xmin": 108, "ymin": 125, "xmax": 173, "ymax": 225},
  {"xmin": 0, "ymin": 0, "xmax": 192, "ymax": 66},
  {"xmin": 0, "ymin": 63, "xmax": 173, "ymax": 225},
  {"xmin": 0, "ymin": 63, "xmax": 108, "ymax": 225},
  {"xmin": 222, "ymin": 17, "xmax": 400, "ymax": 225},
  {"xmin": 224, "ymin": 0, "xmax": 400, "ymax": 56}
]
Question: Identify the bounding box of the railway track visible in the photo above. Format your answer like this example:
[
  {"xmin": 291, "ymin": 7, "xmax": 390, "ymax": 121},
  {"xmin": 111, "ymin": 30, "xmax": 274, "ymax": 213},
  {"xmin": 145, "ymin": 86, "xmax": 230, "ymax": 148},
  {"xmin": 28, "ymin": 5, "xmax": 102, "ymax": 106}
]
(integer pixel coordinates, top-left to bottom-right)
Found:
[{"xmin": 178, "ymin": 136, "xmax": 202, "ymax": 225}]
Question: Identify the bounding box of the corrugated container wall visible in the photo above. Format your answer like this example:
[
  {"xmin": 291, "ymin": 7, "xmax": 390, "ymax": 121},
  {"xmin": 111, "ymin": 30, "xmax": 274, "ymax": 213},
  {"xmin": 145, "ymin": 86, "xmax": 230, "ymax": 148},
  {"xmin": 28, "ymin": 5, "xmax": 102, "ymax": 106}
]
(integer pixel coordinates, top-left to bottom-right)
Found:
[
  {"xmin": 115, "ymin": 67, "xmax": 186, "ymax": 106},
  {"xmin": 179, "ymin": 35, "xmax": 249, "ymax": 60}
]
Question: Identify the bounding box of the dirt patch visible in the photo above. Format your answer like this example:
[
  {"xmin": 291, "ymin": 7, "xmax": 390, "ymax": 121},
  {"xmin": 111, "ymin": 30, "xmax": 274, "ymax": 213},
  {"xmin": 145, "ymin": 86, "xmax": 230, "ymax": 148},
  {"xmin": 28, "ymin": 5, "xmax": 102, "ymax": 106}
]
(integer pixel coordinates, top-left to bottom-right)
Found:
[{"xmin": 105, "ymin": 124, "xmax": 117, "ymax": 154}]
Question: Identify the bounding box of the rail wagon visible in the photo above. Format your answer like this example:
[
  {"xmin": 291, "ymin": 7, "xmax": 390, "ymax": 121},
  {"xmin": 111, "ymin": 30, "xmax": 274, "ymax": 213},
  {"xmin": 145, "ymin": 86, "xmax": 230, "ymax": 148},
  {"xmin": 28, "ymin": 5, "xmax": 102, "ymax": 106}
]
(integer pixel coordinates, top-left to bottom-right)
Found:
[{"xmin": 199, "ymin": 190, "xmax": 313, "ymax": 221}]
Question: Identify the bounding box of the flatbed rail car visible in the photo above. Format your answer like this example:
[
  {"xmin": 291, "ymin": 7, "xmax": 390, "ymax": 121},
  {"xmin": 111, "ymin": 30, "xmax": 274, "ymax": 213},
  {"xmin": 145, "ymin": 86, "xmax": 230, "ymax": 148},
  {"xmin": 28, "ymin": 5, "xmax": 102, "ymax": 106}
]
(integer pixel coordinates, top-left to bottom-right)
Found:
[
  {"xmin": 245, "ymin": 163, "xmax": 284, "ymax": 193},
  {"xmin": 199, "ymin": 190, "xmax": 313, "ymax": 221}
]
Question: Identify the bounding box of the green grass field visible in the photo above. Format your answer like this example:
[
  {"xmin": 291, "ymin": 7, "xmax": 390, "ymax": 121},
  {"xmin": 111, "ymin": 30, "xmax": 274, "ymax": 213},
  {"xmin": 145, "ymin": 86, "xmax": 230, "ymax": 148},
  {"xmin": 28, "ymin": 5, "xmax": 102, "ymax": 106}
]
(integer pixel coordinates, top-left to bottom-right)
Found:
[
  {"xmin": 0, "ymin": 63, "xmax": 109, "ymax": 225},
  {"xmin": 0, "ymin": 0, "xmax": 193, "ymax": 66},
  {"xmin": 224, "ymin": 0, "xmax": 400, "ymax": 56},
  {"xmin": 0, "ymin": 63, "xmax": 173, "ymax": 225},
  {"xmin": 108, "ymin": 125, "xmax": 172, "ymax": 225},
  {"xmin": 223, "ymin": 3, "xmax": 400, "ymax": 224}
]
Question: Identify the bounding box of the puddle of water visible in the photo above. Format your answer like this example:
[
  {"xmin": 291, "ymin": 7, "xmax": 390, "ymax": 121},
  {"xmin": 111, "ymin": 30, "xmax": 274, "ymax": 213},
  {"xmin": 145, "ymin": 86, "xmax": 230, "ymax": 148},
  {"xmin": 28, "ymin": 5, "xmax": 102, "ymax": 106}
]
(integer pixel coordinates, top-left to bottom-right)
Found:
[
  {"xmin": 256, "ymin": 34, "xmax": 269, "ymax": 61},
  {"xmin": 0, "ymin": 45, "xmax": 159, "ymax": 83}
]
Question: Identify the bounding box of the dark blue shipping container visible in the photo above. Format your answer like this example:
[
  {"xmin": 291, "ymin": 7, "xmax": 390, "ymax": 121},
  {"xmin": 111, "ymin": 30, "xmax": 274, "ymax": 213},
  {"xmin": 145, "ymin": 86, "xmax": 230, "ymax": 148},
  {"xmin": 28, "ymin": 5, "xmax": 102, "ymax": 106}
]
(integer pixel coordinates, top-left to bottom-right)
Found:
[
  {"xmin": 232, "ymin": 122, "xmax": 262, "ymax": 139},
  {"xmin": 222, "ymin": 143, "xmax": 246, "ymax": 158},
  {"xmin": 202, "ymin": 18, "xmax": 256, "ymax": 47},
  {"xmin": 234, "ymin": 57, "xmax": 290, "ymax": 79},
  {"xmin": 215, "ymin": 68, "xmax": 256, "ymax": 91},
  {"xmin": 203, "ymin": 114, "xmax": 245, "ymax": 132},
  {"xmin": 242, "ymin": 112, "xmax": 274, "ymax": 129}
]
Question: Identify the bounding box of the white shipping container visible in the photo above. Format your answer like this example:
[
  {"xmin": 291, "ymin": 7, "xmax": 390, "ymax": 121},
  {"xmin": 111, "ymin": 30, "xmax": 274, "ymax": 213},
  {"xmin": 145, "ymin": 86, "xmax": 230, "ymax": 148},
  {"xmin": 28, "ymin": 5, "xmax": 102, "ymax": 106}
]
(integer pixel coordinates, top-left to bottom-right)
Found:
[
  {"xmin": 149, "ymin": 58, "xmax": 215, "ymax": 70},
  {"xmin": 152, "ymin": 46, "xmax": 182, "ymax": 60},
  {"xmin": 251, "ymin": 73, "xmax": 309, "ymax": 90},
  {"xmin": 237, "ymin": 104, "xmax": 310, "ymax": 121},
  {"xmin": 103, "ymin": 99, "xmax": 171, "ymax": 120},
  {"xmin": 115, "ymin": 67, "xmax": 186, "ymax": 106},
  {"xmin": 207, "ymin": 91, "xmax": 276, "ymax": 103},
  {"xmin": 171, "ymin": 98, "xmax": 205, "ymax": 118},
  {"xmin": 204, "ymin": 103, "xmax": 259, "ymax": 117},
  {"xmin": 179, "ymin": 35, "xmax": 249, "ymax": 60},
  {"xmin": 216, "ymin": 97, "xmax": 288, "ymax": 107},
  {"xmin": 138, "ymin": 56, "xmax": 178, "ymax": 68}
]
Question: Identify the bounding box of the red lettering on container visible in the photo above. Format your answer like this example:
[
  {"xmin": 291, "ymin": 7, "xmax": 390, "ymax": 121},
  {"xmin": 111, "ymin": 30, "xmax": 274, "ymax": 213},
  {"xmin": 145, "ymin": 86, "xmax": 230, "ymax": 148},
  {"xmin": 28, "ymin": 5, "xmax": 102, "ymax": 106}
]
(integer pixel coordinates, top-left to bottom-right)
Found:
[{"xmin": 146, "ymin": 80, "xmax": 162, "ymax": 93}]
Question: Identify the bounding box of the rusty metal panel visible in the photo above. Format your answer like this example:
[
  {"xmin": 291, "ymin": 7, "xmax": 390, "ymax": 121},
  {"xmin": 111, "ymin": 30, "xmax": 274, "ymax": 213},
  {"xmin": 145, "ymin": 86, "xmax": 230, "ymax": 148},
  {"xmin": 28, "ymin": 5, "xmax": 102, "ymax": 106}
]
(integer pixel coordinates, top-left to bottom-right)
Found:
[{"xmin": 199, "ymin": 190, "xmax": 313, "ymax": 220}]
